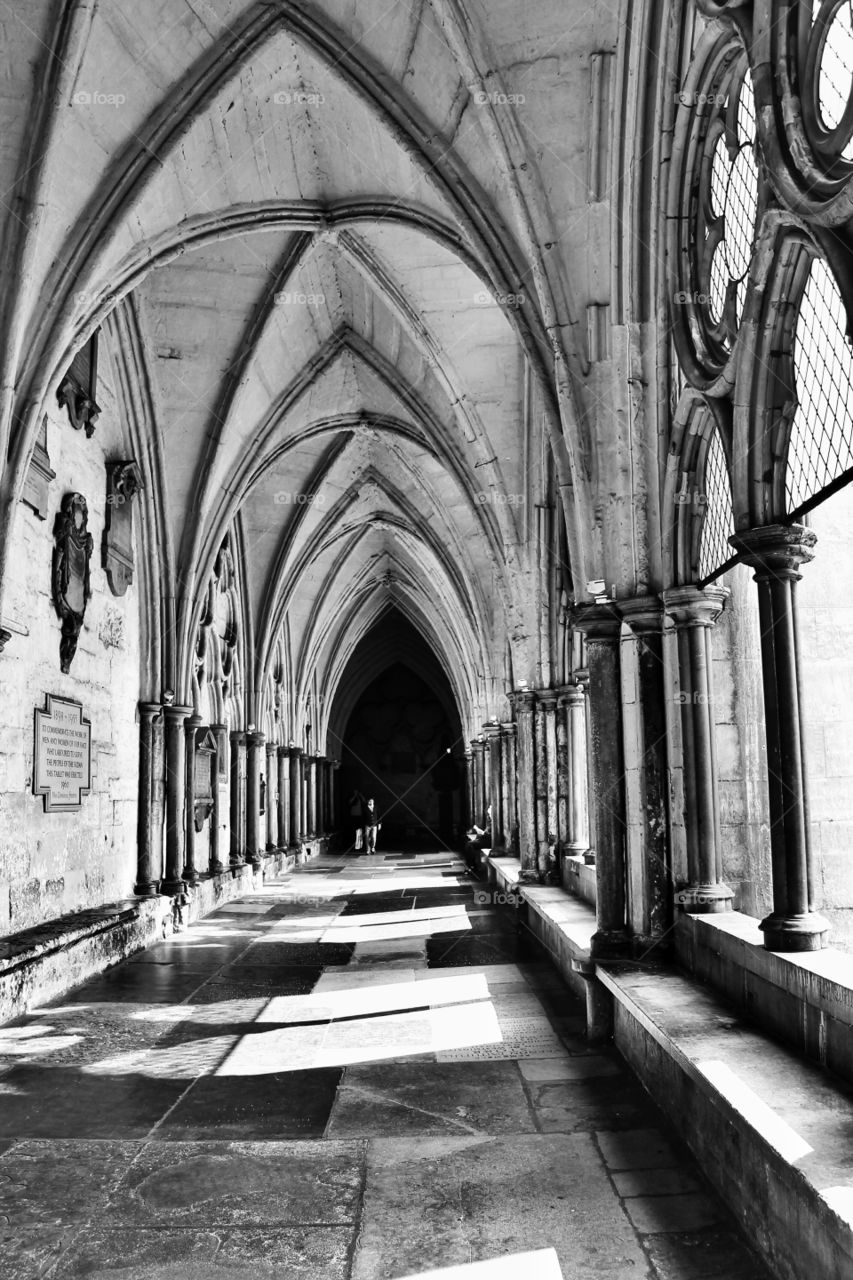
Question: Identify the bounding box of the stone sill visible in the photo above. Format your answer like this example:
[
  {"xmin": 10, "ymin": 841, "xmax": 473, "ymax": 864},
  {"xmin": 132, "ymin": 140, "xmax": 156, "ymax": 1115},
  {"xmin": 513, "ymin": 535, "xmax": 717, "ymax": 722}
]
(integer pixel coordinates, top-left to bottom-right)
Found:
[
  {"xmin": 675, "ymin": 909, "xmax": 853, "ymax": 1086},
  {"xmin": 0, "ymin": 902, "xmax": 141, "ymax": 976},
  {"xmin": 599, "ymin": 962, "xmax": 853, "ymax": 1280},
  {"xmin": 561, "ymin": 853, "xmax": 597, "ymax": 907}
]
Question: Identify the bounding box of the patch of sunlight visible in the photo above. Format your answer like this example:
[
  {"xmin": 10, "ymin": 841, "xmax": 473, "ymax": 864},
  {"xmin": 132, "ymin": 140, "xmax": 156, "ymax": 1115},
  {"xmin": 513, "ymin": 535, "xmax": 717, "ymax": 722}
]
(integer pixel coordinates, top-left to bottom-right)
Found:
[
  {"xmin": 394, "ymin": 1249, "xmax": 564, "ymax": 1279},
  {"xmin": 820, "ymin": 1187, "xmax": 853, "ymax": 1228},
  {"xmin": 216, "ymin": 999, "xmax": 503, "ymax": 1074},
  {"xmin": 81, "ymin": 1034, "xmax": 238, "ymax": 1079},
  {"xmin": 325, "ymin": 905, "xmax": 464, "ymax": 929},
  {"xmin": 258, "ymin": 973, "xmax": 490, "ymax": 1023},
  {"xmin": 695, "ymin": 1060, "xmax": 813, "ymax": 1163},
  {"xmin": 0, "ymin": 1026, "xmax": 83, "ymax": 1055},
  {"xmin": 319, "ymin": 914, "xmax": 470, "ymax": 945}
]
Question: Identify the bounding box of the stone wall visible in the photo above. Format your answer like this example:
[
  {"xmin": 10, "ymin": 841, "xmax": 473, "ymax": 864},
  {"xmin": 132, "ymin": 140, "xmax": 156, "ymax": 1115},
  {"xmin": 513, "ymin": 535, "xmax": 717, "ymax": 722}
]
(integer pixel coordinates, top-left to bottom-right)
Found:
[
  {"xmin": 0, "ymin": 345, "xmax": 141, "ymax": 933},
  {"xmin": 711, "ymin": 563, "xmax": 771, "ymax": 918},
  {"xmin": 799, "ymin": 487, "xmax": 853, "ymax": 952}
]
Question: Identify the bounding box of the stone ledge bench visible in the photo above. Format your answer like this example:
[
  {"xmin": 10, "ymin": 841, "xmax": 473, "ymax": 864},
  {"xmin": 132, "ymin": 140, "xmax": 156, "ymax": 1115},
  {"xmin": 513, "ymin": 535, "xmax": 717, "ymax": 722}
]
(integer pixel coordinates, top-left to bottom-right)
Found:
[{"xmin": 599, "ymin": 962, "xmax": 853, "ymax": 1280}]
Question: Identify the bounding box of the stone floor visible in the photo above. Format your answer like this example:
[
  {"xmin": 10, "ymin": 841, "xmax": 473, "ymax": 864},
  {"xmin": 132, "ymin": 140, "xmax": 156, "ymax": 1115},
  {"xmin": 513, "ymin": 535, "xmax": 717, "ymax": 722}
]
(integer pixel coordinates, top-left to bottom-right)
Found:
[{"xmin": 0, "ymin": 850, "xmax": 773, "ymax": 1279}]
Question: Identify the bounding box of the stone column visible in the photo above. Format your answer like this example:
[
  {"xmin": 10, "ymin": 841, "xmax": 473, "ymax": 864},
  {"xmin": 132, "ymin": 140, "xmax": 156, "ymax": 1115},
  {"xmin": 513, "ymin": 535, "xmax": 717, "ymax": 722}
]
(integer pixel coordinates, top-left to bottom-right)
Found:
[
  {"xmin": 483, "ymin": 724, "xmax": 503, "ymax": 848},
  {"xmin": 246, "ymin": 731, "xmax": 264, "ymax": 869},
  {"xmin": 277, "ymin": 746, "xmax": 290, "ymax": 849},
  {"xmin": 620, "ymin": 597, "xmax": 672, "ymax": 954},
  {"xmin": 209, "ymin": 724, "xmax": 227, "ymax": 873},
  {"xmin": 229, "ymin": 729, "xmax": 247, "ymax": 868},
  {"xmin": 463, "ymin": 749, "xmax": 473, "ymax": 833},
  {"xmin": 533, "ymin": 692, "xmax": 551, "ymax": 878},
  {"xmin": 290, "ymin": 747, "xmax": 303, "ymax": 845},
  {"xmin": 162, "ymin": 704, "xmax": 193, "ymax": 896},
  {"xmin": 663, "ymin": 586, "xmax": 733, "ymax": 914},
  {"xmin": 541, "ymin": 689, "xmax": 559, "ymax": 876},
  {"xmin": 471, "ymin": 737, "xmax": 486, "ymax": 825},
  {"xmin": 565, "ymin": 677, "xmax": 591, "ymax": 857},
  {"xmin": 555, "ymin": 687, "xmax": 571, "ymax": 850},
  {"xmin": 182, "ymin": 712, "xmax": 202, "ymax": 885},
  {"xmin": 500, "ymin": 722, "xmax": 518, "ymax": 855},
  {"xmin": 315, "ymin": 757, "xmax": 325, "ymax": 835},
  {"xmin": 135, "ymin": 702, "xmax": 162, "ymax": 896},
  {"xmin": 305, "ymin": 754, "xmax": 316, "ymax": 838},
  {"xmin": 730, "ymin": 525, "xmax": 829, "ymax": 951},
  {"xmin": 572, "ymin": 605, "xmax": 630, "ymax": 958},
  {"xmin": 511, "ymin": 690, "xmax": 538, "ymax": 880},
  {"xmin": 266, "ymin": 743, "xmax": 279, "ymax": 850}
]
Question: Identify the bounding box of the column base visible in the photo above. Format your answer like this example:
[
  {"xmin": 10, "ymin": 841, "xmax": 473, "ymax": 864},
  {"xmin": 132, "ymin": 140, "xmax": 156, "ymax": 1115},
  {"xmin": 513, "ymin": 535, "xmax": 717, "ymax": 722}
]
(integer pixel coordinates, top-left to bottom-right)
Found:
[
  {"xmin": 518, "ymin": 867, "xmax": 540, "ymax": 884},
  {"xmin": 674, "ymin": 883, "xmax": 734, "ymax": 913},
  {"xmin": 590, "ymin": 928, "xmax": 632, "ymax": 960},
  {"xmin": 160, "ymin": 877, "xmax": 186, "ymax": 897},
  {"xmin": 182, "ymin": 868, "xmax": 200, "ymax": 886},
  {"xmin": 582, "ymin": 849, "xmax": 597, "ymax": 866},
  {"xmin": 229, "ymin": 856, "xmax": 246, "ymax": 870},
  {"xmin": 571, "ymin": 959, "xmax": 613, "ymax": 1043},
  {"xmin": 209, "ymin": 860, "xmax": 227, "ymax": 875},
  {"xmin": 133, "ymin": 879, "xmax": 161, "ymax": 898},
  {"xmin": 760, "ymin": 911, "xmax": 830, "ymax": 952}
]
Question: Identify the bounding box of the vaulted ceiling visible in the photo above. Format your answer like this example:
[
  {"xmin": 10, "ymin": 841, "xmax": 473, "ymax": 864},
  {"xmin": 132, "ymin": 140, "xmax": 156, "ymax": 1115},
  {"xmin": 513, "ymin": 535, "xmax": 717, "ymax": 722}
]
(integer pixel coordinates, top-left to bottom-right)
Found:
[{"xmin": 0, "ymin": 0, "xmax": 642, "ymax": 740}]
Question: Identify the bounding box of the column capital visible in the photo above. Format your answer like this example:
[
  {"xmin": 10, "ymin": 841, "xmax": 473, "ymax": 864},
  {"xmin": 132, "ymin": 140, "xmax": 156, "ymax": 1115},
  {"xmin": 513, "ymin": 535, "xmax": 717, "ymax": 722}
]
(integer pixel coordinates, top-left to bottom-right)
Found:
[
  {"xmin": 535, "ymin": 687, "xmax": 558, "ymax": 707},
  {"xmin": 247, "ymin": 730, "xmax": 265, "ymax": 749},
  {"xmin": 570, "ymin": 602, "xmax": 621, "ymax": 642},
  {"xmin": 266, "ymin": 741, "xmax": 278, "ymax": 756},
  {"xmin": 184, "ymin": 712, "xmax": 203, "ymax": 737},
  {"xmin": 290, "ymin": 745, "xmax": 303, "ymax": 758},
  {"xmin": 499, "ymin": 720, "xmax": 516, "ymax": 736},
  {"xmin": 229, "ymin": 728, "xmax": 247, "ymax": 747},
  {"xmin": 662, "ymin": 584, "xmax": 729, "ymax": 629},
  {"xmin": 209, "ymin": 721, "xmax": 227, "ymax": 735},
  {"xmin": 163, "ymin": 704, "xmax": 193, "ymax": 723},
  {"xmin": 729, "ymin": 523, "xmax": 817, "ymax": 581},
  {"xmin": 481, "ymin": 722, "xmax": 502, "ymax": 739},
  {"xmin": 619, "ymin": 595, "xmax": 665, "ymax": 635},
  {"xmin": 138, "ymin": 701, "xmax": 162, "ymax": 722}
]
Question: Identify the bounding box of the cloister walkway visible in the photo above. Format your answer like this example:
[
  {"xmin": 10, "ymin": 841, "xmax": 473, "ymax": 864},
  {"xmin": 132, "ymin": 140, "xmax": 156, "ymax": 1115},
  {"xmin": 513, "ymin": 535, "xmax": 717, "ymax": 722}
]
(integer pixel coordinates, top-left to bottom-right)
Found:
[{"xmin": 0, "ymin": 850, "xmax": 769, "ymax": 1279}]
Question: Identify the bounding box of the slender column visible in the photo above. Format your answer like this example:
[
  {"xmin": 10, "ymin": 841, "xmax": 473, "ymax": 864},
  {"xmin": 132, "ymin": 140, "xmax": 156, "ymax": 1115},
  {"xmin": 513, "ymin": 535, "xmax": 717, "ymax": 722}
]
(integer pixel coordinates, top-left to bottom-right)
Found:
[
  {"xmin": 162, "ymin": 704, "xmax": 193, "ymax": 896},
  {"xmin": 266, "ymin": 743, "xmax": 278, "ymax": 849},
  {"xmin": 511, "ymin": 690, "xmax": 538, "ymax": 880},
  {"xmin": 246, "ymin": 731, "xmax": 264, "ymax": 868},
  {"xmin": 572, "ymin": 605, "xmax": 630, "ymax": 958},
  {"xmin": 483, "ymin": 724, "xmax": 503, "ymax": 848},
  {"xmin": 533, "ymin": 693, "xmax": 550, "ymax": 878},
  {"xmin": 229, "ymin": 730, "xmax": 247, "ymax": 867},
  {"xmin": 315, "ymin": 757, "xmax": 325, "ymax": 835},
  {"xmin": 305, "ymin": 754, "xmax": 316, "ymax": 837},
  {"xmin": 183, "ymin": 713, "xmax": 202, "ymax": 885},
  {"xmin": 135, "ymin": 702, "xmax": 162, "ymax": 896},
  {"xmin": 277, "ymin": 746, "xmax": 290, "ymax": 849},
  {"xmin": 620, "ymin": 598, "xmax": 672, "ymax": 953},
  {"xmin": 500, "ymin": 723, "xmax": 518, "ymax": 855},
  {"xmin": 730, "ymin": 525, "xmax": 829, "ymax": 951},
  {"xmin": 541, "ymin": 689, "xmax": 559, "ymax": 878},
  {"xmin": 566, "ymin": 677, "xmax": 591, "ymax": 856},
  {"xmin": 663, "ymin": 586, "xmax": 733, "ymax": 913},
  {"xmin": 463, "ymin": 749, "xmax": 473, "ymax": 833},
  {"xmin": 290, "ymin": 747, "xmax": 304, "ymax": 844},
  {"xmin": 209, "ymin": 724, "xmax": 227, "ymax": 873},
  {"xmin": 555, "ymin": 688, "xmax": 571, "ymax": 850},
  {"xmin": 471, "ymin": 738, "xmax": 486, "ymax": 825}
]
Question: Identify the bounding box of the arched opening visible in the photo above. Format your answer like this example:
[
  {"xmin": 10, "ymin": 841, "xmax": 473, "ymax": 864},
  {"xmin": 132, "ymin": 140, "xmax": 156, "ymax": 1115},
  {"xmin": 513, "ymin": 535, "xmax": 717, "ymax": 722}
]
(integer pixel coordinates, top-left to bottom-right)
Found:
[{"xmin": 327, "ymin": 611, "xmax": 464, "ymax": 851}]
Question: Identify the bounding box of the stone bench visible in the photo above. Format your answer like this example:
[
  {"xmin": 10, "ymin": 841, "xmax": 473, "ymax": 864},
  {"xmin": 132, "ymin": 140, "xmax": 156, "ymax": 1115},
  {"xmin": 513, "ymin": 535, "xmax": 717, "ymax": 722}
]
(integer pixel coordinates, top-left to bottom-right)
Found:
[{"xmin": 599, "ymin": 962, "xmax": 853, "ymax": 1280}]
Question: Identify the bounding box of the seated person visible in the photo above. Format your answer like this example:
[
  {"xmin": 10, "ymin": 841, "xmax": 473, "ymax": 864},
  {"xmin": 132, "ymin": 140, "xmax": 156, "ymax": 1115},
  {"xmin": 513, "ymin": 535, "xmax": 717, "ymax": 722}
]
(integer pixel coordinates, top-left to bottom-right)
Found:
[{"xmin": 466, "ymin": 804, "xmax": 492, "ymax": 850}]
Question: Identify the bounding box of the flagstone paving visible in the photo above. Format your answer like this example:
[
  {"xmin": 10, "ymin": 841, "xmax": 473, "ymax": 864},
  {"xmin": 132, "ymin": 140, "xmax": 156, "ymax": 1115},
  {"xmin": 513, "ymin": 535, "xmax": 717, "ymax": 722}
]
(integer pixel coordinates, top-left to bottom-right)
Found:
[{"xmin": 0, "ymin": 850, "xmax": 773, "ymax": 1279}]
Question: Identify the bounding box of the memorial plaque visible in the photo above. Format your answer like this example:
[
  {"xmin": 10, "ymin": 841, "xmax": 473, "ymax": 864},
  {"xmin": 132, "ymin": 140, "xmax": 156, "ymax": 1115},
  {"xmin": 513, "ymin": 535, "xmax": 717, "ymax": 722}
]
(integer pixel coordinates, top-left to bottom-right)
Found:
[{"xmin": 33, "ymin": 694, "xmax": 92, "ymax": 812}]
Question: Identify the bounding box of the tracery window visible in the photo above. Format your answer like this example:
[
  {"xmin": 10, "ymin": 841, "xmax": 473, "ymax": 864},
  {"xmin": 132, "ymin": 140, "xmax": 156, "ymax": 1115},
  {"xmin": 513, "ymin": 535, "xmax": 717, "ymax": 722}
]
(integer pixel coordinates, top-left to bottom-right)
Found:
[{"xmin": 667, "ymin": 0, "xmax": 853, "ymax": 580}]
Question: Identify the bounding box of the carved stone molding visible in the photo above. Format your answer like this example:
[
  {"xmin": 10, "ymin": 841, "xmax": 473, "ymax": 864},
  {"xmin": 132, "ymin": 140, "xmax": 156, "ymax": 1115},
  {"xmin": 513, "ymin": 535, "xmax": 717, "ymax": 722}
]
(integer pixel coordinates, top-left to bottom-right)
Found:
[
  {"xmin": 103, "ymin": 460, "xmax": 143, "ymax": 596},
  {"xmin": 57, "ymin": 331, "xmax": 101, "ymax": 438},
  {"xmin": 52, "ymin": 493, "xmax": 93, "ymax": 673},
  {"xmin": 21, "ymin": 416, "xmax": 56, "ymax": 520}
]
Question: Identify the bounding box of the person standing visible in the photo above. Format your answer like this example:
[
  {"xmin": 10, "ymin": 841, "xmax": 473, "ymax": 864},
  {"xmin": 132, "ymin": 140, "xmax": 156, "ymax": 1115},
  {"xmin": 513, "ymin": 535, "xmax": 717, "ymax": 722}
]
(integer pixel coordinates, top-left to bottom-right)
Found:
[
  {"xmin": 362, "ymin": 796, "xmax": 382, "ymax": 853},
  {"xmin": 347, "ymin": 789, "xmax": 365, "ymax": 852}
]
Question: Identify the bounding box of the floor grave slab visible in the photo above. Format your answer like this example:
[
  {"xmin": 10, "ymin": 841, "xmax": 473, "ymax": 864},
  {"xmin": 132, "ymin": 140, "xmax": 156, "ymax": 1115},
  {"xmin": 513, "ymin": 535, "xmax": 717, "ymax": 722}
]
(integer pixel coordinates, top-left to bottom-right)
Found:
[
  {"xmin": 51, "ymin": 1225, "xmax": 355, "ymax": 1279},
  {"xmin": 326, "ymin": 1060, "xmax": 536, "ymax": 1137},
  {"xmin": 105, "ymin": 1139, "xmax": 364, "ymax": 1227},
  {"xmin": 157, "ymin": 1067, "xmax": 343, "ymax": 1139},
  {"xmin": 0, "ymin": 1064, "xmax": 189, "ymax": 1138},
  {"xmin": 0, "ymin": 1139, "xmax": 141, "ymax": 1224}
]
